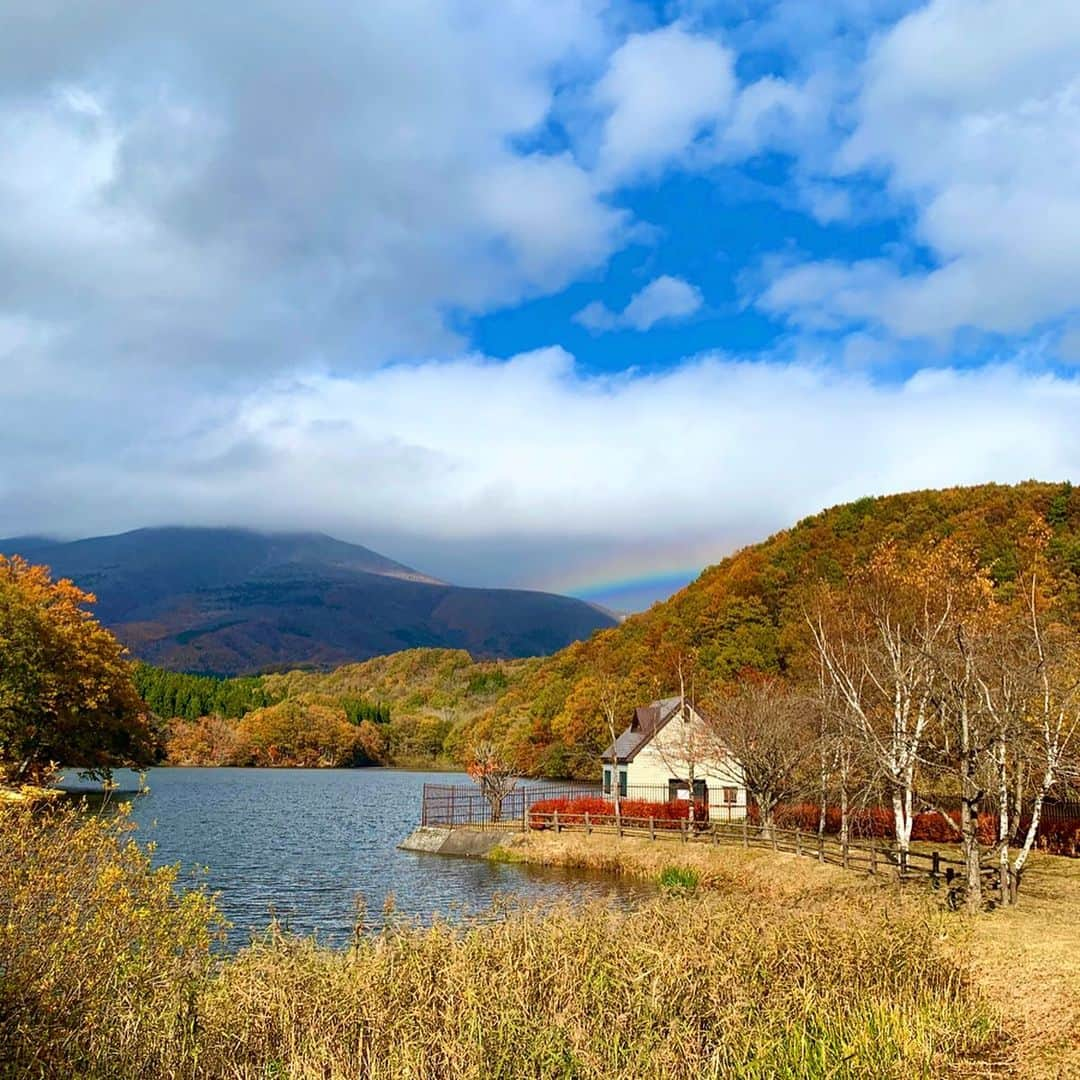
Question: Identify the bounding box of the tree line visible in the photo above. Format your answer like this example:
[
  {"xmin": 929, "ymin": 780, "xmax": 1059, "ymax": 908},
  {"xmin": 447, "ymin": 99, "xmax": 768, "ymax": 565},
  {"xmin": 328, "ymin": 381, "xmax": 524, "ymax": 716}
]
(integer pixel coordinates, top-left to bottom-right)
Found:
[{"xmin": 589, "ymin": 530, "xmax": 1080, "ymax": 912}]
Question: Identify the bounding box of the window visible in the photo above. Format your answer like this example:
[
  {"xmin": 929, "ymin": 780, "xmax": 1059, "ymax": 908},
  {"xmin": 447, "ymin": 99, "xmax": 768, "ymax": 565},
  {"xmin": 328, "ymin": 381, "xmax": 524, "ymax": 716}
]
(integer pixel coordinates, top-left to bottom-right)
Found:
[
  {"xmin": 668, "ymin": 778, "xmax": 707, "ymax": 802},
  {"xmin": 602, "ymin": 766, "xmax": 612, "ymax": 795},
  {"xmin": 723, "ymin": 787, "xmax": 738, "ymax": 805},
  {"xmin": 618, "ymin": 768, "xmax": 628, "ymax": 797}
]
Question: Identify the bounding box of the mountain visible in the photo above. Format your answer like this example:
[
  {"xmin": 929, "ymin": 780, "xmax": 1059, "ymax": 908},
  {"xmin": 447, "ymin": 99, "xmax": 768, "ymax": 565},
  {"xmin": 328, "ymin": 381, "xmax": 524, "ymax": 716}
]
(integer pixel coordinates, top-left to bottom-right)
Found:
[
  {"xmin": 463, "ymin": 481, "xmax": 1080, "ymax": 777},
  {"xmin": 0, "ymin": 527, "xmax": 616, "ymax": 674}
]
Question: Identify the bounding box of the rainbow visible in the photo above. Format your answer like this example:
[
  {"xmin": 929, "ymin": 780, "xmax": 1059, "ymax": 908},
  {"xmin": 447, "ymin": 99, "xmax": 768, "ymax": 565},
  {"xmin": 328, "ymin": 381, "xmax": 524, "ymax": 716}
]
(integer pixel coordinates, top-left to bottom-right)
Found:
[{"xmin": 539, "ymin": 541, "xmax": 723, "ymax": 610}]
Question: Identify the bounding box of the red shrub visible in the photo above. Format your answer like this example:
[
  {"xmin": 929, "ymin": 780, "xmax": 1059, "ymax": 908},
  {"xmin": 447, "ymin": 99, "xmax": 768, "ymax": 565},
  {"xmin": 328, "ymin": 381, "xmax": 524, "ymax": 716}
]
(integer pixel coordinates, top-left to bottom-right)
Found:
[
  {"xmin": 747, "ymin": 803, "xmax": 997, "ymax": 844},
  {"xmin": 1017, "ymin": 815, "xmax": 1080, "ymax": 857}
]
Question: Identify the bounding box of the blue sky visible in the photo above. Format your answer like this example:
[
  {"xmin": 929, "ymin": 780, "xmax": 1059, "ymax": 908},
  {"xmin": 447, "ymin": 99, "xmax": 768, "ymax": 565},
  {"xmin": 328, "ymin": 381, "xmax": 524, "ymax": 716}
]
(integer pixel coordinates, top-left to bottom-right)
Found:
[{"xmin": 3, "ymin": 0, "xmax": 1080, "ymax": 611}]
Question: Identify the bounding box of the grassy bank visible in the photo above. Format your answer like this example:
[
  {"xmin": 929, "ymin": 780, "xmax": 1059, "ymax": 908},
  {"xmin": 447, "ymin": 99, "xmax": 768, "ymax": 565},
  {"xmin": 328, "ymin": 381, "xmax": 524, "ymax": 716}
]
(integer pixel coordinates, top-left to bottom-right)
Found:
[
  {"xmin": 493, "ymin": 830, "xmax": 1080, "ymax": 1079},
  {"xmin": 0, "ymin": 802, "xmax": 1011, "ymax": 1079}
]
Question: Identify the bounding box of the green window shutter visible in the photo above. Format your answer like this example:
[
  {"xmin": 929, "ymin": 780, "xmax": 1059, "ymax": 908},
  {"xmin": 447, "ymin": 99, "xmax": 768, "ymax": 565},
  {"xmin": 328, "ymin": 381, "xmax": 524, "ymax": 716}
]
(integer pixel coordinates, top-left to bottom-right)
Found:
[{"xmin": 618, "ymin": 769, "xmax": 628, "ymax": 797}]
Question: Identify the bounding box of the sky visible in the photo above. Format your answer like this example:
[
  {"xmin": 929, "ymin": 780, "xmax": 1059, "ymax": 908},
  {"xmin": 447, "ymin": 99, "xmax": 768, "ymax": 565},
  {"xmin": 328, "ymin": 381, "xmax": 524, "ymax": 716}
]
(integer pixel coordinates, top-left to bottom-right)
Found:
[{"xmin": 3, "ymin": 0, "xmax": 1080, "ymax": 612}]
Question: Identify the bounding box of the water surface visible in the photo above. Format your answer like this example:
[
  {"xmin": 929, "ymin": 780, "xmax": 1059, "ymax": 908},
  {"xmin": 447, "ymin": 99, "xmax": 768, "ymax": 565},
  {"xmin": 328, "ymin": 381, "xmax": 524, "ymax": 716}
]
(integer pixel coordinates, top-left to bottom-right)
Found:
[{"xmin": 62, "ymin": 767, "xmax": 645, "ymax": 947}]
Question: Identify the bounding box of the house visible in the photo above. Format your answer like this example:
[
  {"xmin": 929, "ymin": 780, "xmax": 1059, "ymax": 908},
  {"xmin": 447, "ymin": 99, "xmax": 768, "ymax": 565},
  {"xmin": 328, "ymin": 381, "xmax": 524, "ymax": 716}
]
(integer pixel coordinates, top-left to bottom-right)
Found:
[{"xmin": 599, "ymin": 697, "xmax": 747, "ymax": 820}]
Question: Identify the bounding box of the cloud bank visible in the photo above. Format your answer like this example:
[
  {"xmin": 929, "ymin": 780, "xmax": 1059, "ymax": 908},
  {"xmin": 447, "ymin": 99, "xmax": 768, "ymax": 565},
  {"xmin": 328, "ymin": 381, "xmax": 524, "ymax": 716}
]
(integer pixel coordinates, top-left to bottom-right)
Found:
[
  {"xmin": 6, "ymin": 346, "xmax": 1079, "ymax": 593},
  {"xmin": 4, "ymin": 0, "xmax": 1080, "ymax": 607}
]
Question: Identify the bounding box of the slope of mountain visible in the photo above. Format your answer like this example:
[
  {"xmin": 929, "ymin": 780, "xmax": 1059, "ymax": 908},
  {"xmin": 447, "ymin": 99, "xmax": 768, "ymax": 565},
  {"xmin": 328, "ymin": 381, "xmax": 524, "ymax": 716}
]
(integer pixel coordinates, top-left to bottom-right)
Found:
[
  {"xmin": 463, "ymin": 481, "xmax": 1080, "ymax": 777},
  {"xmin": 0, "ymin": 527, "xmax": 616, "ymax": 674}
]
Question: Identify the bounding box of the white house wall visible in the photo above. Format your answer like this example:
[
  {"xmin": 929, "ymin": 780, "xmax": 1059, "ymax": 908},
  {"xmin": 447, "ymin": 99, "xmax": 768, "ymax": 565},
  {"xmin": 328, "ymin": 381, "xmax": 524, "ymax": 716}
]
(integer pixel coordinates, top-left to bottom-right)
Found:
[{"xmin": 620, "ymin": 706, "xmax": 748, "ymax": 819}]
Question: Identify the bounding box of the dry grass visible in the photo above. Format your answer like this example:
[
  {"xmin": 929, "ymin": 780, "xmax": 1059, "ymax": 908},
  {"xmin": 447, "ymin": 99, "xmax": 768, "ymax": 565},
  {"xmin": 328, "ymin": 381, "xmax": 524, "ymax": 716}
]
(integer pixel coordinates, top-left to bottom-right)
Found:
[
  {"xmin": 502, "ymin": 830, "xmax": 1080, "ymax": 1079},
  {"xmin": 0, "ymin": 804, "xmax": 1007, "ymax": 1080},
  {"xmin": 967, "ymin": 853, "xmax": 1080, "ymax": 1079},
  {"xmin": 500, "ymin": 829, "xmax": 896, "ymax": 906}
]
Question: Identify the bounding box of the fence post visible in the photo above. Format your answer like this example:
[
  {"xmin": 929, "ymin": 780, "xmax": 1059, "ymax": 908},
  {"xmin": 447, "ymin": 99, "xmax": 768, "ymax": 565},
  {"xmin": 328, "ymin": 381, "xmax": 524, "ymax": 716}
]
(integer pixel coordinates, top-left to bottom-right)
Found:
[
  {"xmin": 870, "ymin": 838, "xmax": 877, "ymax": 875},
  {"xmin": 742, "ymin": 816, "xmax": 749, "ymax": 848},
  {"xmin": 931, "ymin": 851, "xmax": 940, "ymax": 887},
  {"xmin": 711, "ymin": 823, "xmax": 718, "ymax": 846},
  {"xmin": 649, "ymin": 816, "xmax": 655, "ymax": 841},
  {"xmin": 817, "ymin": 834, "xmax": 824, "ymax": 864},
  {"xmin": 554, "ymin": 810, "xmax": 560, "ymax": 834},
  {"xmin": 795, "ymin": 828, "xmax": 802, "ymax": 857},
  {"xmin": 771, "ymin": 829, "xmax": 778, "ymax": 853},
  {"xmin": 585, "ymin": 811, "xmax": 591, "ymax": 836},
  {"xmin": 842, "ymin": 837, "xmax": 849, "ymax": 870}
]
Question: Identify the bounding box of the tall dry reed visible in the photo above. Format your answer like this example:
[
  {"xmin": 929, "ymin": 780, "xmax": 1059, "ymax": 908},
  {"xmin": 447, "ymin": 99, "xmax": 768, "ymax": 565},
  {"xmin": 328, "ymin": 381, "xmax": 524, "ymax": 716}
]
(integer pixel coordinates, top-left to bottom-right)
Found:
[{"xmin": 0, "ymin": 803, "xmax": 1003, "ymax": 1079}]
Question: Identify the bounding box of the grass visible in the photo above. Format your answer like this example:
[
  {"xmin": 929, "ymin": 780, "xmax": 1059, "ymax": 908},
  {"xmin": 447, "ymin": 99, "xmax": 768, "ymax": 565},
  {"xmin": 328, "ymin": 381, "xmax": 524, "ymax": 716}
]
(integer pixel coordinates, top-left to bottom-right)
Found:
[
  {"xmin": 485, "ymin": 843, "xmax": 525, "ymax": 863},
  {"xmin": 1, "ymin": 801, "xmax": 1011, "ymax": 1080},
  {"xmin": 657, "ymin": 865, "xmax": 700, "ymax": 892},
  {"xmin": 498, "ymin": 830, "xmax": 1080, "ymax": 1080},
  {"xmin": 967, "ymin": 851, "xmax": 1080, "ymax": 1078}
]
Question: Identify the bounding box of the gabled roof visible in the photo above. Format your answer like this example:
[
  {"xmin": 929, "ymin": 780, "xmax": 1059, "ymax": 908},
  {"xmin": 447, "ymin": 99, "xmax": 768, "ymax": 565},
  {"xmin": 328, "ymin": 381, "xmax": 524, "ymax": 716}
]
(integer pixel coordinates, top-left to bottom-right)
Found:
[{"xmin": 600, "ymin": 696, "xmax": 683, "ymax": 764}]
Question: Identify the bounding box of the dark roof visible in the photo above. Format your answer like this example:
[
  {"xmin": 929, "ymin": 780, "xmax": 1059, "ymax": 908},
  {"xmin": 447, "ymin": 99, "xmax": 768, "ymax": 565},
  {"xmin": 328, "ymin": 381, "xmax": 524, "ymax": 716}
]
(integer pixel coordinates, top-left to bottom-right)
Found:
[{"xmin": 600, "ymin": 696, "xmax": 682, "ymax": 763}]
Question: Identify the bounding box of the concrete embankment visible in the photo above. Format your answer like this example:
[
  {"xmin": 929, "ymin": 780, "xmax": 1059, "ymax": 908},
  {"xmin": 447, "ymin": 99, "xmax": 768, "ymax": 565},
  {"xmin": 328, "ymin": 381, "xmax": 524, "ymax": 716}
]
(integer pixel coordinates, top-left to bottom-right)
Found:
[{"xmin": 398, "ymin": 825, "xmax": 508, "ymax": 857}]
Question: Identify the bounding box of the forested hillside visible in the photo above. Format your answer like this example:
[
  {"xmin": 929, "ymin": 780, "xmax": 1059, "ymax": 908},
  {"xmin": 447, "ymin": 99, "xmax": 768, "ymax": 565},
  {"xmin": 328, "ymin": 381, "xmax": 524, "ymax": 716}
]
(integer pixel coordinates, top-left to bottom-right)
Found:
[
  {"xmin": 462, "ymin": 481, "xmax": 1080, "ymax": 777},
  {"xmin": 1, "ymin": 527, "xmax": 615, "ymax": 674},
  {"xmin": 154, "ymin": 649, "xmax": 537, "ymax": 768},
  {"xmin": 144, "ymin": 483, "xmax": 1080, "ymax": 777}
]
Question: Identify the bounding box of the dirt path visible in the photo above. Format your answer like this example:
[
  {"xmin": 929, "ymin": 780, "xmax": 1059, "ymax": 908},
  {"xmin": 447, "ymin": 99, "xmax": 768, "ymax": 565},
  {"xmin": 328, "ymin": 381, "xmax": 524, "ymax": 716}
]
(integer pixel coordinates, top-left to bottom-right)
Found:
[{"xmin": 968, "ymin": 853, "xmax": 1080, "ymax": 1078}]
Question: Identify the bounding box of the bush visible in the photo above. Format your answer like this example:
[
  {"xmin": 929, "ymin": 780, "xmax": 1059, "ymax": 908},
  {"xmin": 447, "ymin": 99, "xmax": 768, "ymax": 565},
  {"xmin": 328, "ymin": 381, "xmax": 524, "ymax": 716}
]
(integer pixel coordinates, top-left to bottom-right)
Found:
[
  {"xmin": 747, "ymin": 803, "xmax": 1000, "ymax": 845},
  {"xmin": 0, "ymin": 799, "xmax": 221, "ymax": 1076}
]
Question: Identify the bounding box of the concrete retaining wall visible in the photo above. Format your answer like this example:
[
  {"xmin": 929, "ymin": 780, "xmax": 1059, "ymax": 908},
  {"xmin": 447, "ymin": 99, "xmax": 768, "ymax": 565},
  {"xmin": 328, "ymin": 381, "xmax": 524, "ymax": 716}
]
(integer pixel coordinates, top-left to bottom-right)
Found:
[{"xmin": 398, "ymin": 825, "xmax": 509, "ymax": 857}]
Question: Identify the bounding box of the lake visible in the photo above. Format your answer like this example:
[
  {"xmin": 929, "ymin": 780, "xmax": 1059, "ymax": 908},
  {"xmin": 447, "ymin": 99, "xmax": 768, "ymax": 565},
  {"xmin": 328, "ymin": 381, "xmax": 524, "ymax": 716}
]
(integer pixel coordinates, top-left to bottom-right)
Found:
[{"xmin": 61, "ymin": 767, "xmax": 644, "ymax": 948}]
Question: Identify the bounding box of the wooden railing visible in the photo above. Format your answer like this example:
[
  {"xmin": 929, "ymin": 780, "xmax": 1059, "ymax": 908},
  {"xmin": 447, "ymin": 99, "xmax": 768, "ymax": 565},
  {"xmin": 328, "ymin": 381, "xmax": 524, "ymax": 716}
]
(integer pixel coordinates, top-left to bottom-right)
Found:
[{"xmin": 527, "ymin": 810, "xmax": 1004, "ymax": 901}]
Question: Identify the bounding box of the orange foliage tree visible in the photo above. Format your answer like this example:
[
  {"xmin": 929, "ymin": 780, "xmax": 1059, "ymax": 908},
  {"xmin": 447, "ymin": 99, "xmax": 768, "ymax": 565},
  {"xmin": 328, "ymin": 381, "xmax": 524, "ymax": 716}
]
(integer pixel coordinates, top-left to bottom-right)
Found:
[
  {"xmin": 233, "ymin": 700, "xmax": 364, "ymax": 767},
  {"xmin": 0, "ymin": 556, "xmax": 153, "ymax": 782}
]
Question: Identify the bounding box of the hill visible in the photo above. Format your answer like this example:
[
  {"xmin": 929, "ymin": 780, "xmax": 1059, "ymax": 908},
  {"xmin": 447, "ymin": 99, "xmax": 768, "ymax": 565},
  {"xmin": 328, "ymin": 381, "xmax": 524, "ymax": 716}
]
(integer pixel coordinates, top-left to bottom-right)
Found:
[
  {"xmin": 0, "ymin": 527, "xmax": 615, "ymax": 674},
  {"xmin": 462, "ymin": 480, "xmax": 1080, "ymax": 777}
]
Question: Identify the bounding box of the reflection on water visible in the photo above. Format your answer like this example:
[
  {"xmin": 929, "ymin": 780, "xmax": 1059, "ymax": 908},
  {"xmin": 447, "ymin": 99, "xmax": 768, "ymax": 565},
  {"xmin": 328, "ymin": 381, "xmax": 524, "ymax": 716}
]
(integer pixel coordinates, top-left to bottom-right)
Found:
[{"xmin": 61, "ymin": 767, "xmax": 650, "ymax": 948}]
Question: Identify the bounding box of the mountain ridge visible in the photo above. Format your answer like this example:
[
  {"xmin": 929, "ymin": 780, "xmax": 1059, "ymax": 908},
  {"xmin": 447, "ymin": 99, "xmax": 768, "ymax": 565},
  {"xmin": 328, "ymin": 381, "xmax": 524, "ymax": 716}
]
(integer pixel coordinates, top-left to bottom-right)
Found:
[{"xmin": 0, "ymin": 526, "xmax": 616, "ymax": 674}]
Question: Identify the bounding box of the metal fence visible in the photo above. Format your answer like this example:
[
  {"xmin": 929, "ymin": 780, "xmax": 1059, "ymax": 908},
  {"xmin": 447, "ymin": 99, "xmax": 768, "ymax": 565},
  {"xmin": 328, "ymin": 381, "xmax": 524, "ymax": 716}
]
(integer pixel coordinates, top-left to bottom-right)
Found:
[{"xmin": 420, "ymin": 782, "xmax": 600, "ymax": 828}]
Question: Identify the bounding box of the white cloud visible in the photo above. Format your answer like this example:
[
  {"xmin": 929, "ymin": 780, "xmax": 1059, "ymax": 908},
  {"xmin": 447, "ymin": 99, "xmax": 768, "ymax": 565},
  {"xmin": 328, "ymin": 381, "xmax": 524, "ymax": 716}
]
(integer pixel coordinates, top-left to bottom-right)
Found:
[
  {"xmin": 593, "ymin": 24, "xmax": 737, "ymax": 183},
  {"xmin": 6, "ymin": 344, "xmax": 1080, "ymax": 589},
  {"xmin": 574, "ymin": 275, "xmax": 704, "ymax": 332},
  {"xmin": 0, "ymin": 0, "xmax": 621, "ymax": 374},
  {"xmin": 762, "ymin": 0, "xmax": 1080, "ymax": 338}
]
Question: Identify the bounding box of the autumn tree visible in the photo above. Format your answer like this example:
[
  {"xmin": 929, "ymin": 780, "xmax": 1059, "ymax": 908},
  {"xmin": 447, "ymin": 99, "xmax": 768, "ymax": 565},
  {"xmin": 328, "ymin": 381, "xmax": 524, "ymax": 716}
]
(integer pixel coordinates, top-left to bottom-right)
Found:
[
  {"xmin": 805, "ymin": 543, "xmax": 961, "ymax": 865},
  {"xmin": 976, "ymin": 558, "xmax": 1080, "ymax": 903},
  {"xmin": 0, "ymin": 556, "xmax": 153, "ymax": 783},
  {"xmin": 233, "ymin": 700, "xmax": 361, "ymax": 767},
  {"xmin": 467, "ymin": 740, "xmax": 517, "ymax": 823},
  {"xmin": 703, "ymin": 677, "xmax": 814, "ymax": 837}
]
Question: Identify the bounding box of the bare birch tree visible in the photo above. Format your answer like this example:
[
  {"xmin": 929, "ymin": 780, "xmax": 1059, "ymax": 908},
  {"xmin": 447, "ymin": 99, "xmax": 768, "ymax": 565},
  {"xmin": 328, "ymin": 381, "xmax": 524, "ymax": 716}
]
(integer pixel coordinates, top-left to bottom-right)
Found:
[
  {"xmin": 650, "ymin": 654, "xmax": 713, "ymax": 824},
  {"xmin": 702, "ymin": 678, "xmax": 813, "ymax": 838},
  {"xmin": 805, "ymin": 545, "xmax": 953, "ymax": 866},
  {"xmin": 597, "ymin": 674, "xmax": 627, "ymax": 828},
  {"xmin": 977, "ymin": 566, "xmax": 1080, "ymax": 902}
]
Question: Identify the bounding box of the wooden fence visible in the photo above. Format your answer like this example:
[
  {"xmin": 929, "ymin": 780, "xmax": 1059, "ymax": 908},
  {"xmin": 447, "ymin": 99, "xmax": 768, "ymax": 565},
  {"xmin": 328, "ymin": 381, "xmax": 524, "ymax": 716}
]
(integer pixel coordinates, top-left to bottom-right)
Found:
[{"xmin": 526, "ymin": 809, "xmax": 1004, "ymax": 902}]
